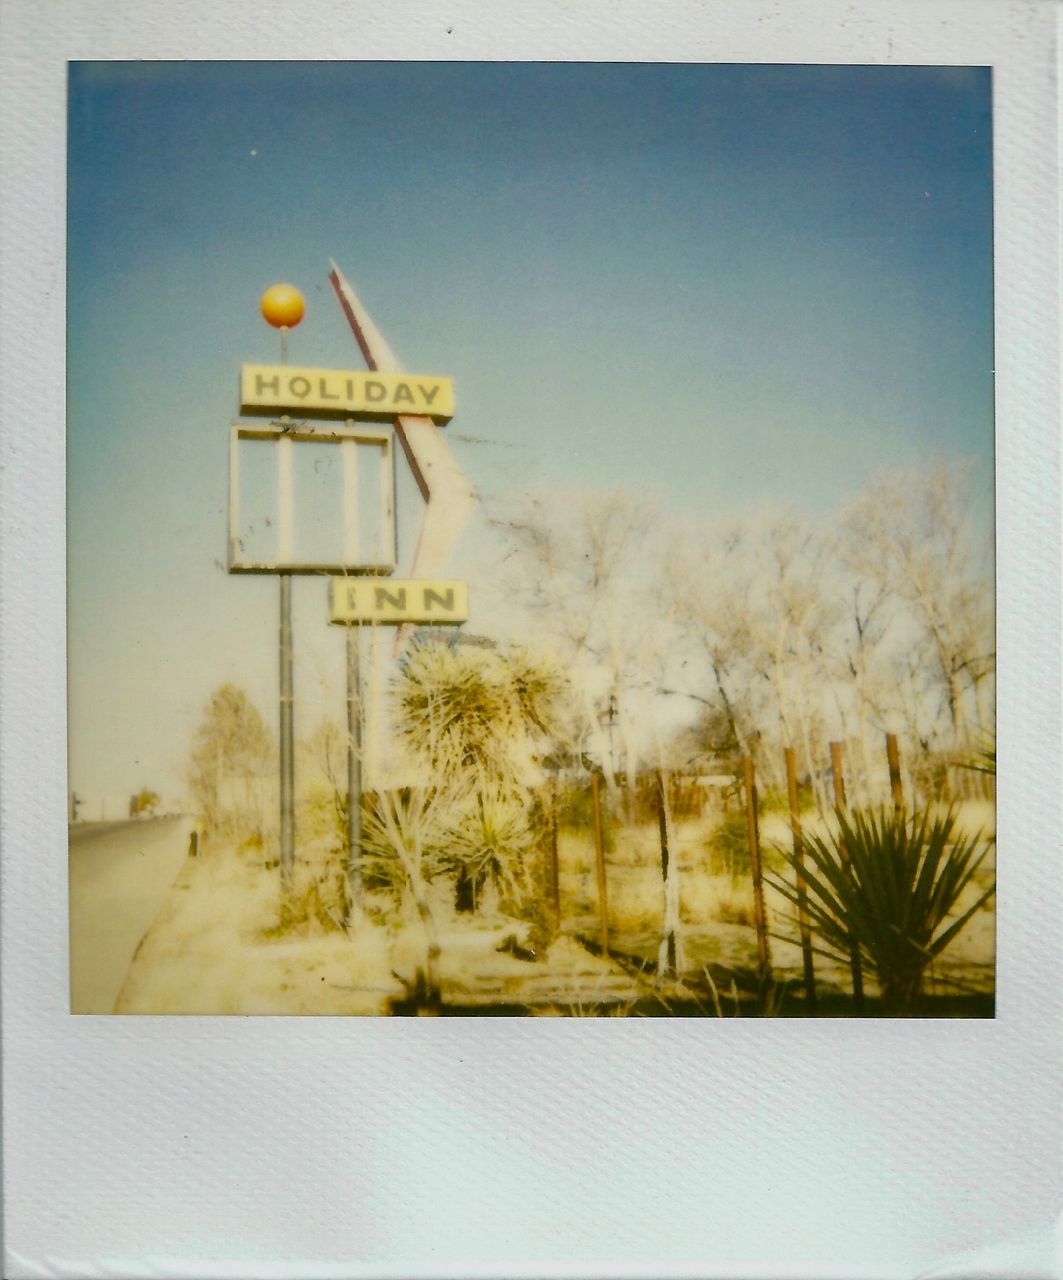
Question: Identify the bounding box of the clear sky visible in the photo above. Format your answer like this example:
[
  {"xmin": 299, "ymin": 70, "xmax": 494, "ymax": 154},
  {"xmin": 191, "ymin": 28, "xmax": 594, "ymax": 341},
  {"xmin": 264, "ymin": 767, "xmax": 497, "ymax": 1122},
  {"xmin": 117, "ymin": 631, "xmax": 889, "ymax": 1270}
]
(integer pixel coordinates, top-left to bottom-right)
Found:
[{"xmin": 67, "ymin": 61, "xmax": 993, "ymax": 802}]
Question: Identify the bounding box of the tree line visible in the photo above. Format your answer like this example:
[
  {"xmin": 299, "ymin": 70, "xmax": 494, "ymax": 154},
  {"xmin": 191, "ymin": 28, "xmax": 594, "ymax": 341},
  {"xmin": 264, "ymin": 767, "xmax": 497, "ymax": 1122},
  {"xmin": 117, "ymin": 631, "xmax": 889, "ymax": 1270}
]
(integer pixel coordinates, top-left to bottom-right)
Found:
[{"xmin": 487, "ymin": 458, "xmax": 994, "ymax": 809}]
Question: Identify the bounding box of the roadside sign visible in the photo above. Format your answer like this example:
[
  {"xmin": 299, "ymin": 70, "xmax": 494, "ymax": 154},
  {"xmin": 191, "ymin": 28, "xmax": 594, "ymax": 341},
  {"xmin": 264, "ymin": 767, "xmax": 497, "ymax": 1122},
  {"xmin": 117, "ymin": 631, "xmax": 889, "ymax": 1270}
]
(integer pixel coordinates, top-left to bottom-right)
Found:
[
  {"xmin": 228, "ymin": 422, "xmax": 397, "ymax": 575},
  {"xmin": 330, "ymin": 578, "xmax": 468, "ymax": 626},
  {"xmin": 241, "ymin": 364, "xmax": 454, "ymax": 423}
]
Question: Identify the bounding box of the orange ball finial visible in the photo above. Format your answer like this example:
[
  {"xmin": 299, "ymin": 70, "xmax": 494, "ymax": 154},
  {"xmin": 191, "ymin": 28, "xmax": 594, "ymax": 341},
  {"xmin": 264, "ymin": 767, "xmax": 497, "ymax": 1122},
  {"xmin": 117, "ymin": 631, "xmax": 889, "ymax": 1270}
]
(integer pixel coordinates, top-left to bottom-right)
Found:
[{"xmin": 260, "ymin": 283, "xmax": 305, "ymax": 329}]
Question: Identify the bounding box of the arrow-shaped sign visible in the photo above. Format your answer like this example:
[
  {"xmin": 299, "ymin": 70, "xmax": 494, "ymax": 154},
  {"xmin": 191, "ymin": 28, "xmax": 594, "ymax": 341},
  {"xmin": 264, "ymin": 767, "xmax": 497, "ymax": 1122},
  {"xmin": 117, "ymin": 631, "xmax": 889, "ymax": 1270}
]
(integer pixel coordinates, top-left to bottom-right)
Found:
[{"xmin": 328, "ymin": 261, "xmax": 478, "ymax": 600}]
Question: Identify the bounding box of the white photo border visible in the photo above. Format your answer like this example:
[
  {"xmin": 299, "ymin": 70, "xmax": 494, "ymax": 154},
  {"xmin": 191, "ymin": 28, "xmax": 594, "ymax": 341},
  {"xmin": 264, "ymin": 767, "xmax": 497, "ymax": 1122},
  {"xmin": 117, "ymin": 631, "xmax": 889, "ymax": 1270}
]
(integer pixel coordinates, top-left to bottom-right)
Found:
[{"xmin": 1, "ymin": 3, "xmax": 1059, "ymax": 1277}]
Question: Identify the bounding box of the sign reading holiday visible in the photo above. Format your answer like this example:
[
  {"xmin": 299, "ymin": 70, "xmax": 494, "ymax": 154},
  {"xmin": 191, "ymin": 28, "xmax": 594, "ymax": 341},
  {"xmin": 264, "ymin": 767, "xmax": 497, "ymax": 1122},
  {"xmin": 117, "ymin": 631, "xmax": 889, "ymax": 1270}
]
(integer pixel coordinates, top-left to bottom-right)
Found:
[
  {"xmin": 329, "ymin": 578, "xmax": 468, "ymax": 626},
  {"xmin": 241, "ymin": 364, "xmax": 454, "ymax": 424}
]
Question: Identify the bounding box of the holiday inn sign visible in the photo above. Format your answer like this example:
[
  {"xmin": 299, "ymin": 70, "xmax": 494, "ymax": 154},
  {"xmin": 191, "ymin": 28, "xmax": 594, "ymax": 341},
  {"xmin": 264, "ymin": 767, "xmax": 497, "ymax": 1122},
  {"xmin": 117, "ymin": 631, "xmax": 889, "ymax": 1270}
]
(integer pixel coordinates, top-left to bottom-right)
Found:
[{"xmin": 241, "ymin": 363, "xmax": 454, "ymax": 423}]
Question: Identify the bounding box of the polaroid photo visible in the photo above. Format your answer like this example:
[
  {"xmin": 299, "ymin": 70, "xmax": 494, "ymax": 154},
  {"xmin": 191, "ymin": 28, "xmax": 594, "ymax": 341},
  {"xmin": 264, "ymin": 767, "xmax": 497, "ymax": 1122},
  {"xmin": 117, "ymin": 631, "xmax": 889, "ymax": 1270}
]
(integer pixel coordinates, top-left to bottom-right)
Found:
[{"xmin": 2, "ymin": 2, "xmax": 1059, "ymax": 1277}]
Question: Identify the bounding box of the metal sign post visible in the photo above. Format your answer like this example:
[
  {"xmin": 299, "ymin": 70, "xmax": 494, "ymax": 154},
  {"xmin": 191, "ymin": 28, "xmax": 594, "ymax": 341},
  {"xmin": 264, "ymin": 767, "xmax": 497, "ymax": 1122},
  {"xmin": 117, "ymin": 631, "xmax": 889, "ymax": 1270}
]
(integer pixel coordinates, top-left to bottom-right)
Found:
[
  {"xmin": 345, "ymin": 623, "xmax": 363, "ymax": 907},
  {"xmin": 279, "ymin": 571, "xmax": 295, "ymax": 885},
  {"xmin": 276, "ymin": 320, "xmax": 296, "ymax": 888},
  {"xmin": 230, "ymin": 270, "xmax": 475, "ymax": 912}
]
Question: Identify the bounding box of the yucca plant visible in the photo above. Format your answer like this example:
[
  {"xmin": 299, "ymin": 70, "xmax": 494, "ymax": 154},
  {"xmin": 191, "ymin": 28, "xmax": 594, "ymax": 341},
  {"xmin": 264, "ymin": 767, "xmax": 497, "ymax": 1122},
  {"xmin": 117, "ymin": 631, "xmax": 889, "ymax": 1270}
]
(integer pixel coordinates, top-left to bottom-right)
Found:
[
  {"xmin": 359, "ymin": 785, "xmax": 461, "ymax": 1011},
  {"xmin": 769, "ymin": 807, "xmax": 995, "ymax": 1014},
  {"xmin": 392, "ymin": 642, "xmax": 570, "ymax": 917},
  {"xmin": 395, "ymin": 641, "xmax": 571, "ymax": 784},
  {"xmin": 396, "ymin": 644, "xmax": 510, "ymax": 773},
  {"xmin": 956, "ymin": 732, "xmax": 996, "ymax": 777},
  {"xmin": 359, "ymin": 785, "xmax": 455, "ymax": 899},
  {"xmin": 504, "ymin": 652, "xmax": 569, "ymax": 742},
  {"xmin": 443, "ymin": 785, "xmax": 536, "ymax": 910}
]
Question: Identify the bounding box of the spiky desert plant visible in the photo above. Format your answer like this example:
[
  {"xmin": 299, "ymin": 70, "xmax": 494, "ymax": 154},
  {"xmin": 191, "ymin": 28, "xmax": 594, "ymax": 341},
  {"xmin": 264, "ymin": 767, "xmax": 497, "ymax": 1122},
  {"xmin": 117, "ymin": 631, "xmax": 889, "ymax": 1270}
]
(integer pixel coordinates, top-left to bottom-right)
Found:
[
  {"xmin": 769, "ymin": 806, "xmax": 994, "ymax": 1014},
  {"xmin": 505, "ymin": 651, "xmax": 571, "ymax": 743},
  {"xmin": 359, "ymin": 785, "xmax": 456, "ymax": 900},
  {"xmin": 395, "ymin": 641, "xmax": 569, "ymax": 789},
  {"xmin": 397, "ymin": 644, "xmax": 511, "ymax": 775},
  {"xmin": 442, "ymin": 784, "xmax": 536, "ymax": 909},
  {"xmin": 360, "ymin": 784, "xmax": 466, "ymax": 1010},
  {"xmin": 393, "ymin": 642, "xmax": 569, "ymax": 919},
  {"xmin": 956, "ymin": 732, "xmax": 996, "ymax": 777}
]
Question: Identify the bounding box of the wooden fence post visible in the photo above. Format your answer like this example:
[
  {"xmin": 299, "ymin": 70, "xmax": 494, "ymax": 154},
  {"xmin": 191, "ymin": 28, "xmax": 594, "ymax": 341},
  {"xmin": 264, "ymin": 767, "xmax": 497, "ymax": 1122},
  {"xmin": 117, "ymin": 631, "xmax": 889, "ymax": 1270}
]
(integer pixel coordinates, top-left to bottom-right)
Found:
[
  {"xmin": 885, "ymin": 733, "xmax": 904, "ymax": 813},
  {"xmin": 741, "ymin": 756, "xmax": 772, "ymax": 997},
  {"xmin": 657, "ymin": 768, "xmax": 680, "ymax": 979},
  {"xmin": 829, "ymin": 740, "xmax": 865, "ymax": 1013},
  {"xmin": 548, "ymin": 783, "xmax": 566, "ymax": 926},
  {"xmin": 784, "ymin": 747, "xmax": 817, "ymax": 1012},
  {"xmin": 591, "ymin": 771, "xmax": 609, "ymax": 955},
  {"xmin": 829, "ymin": 740, "xmax": 847, "ymax": 810}
]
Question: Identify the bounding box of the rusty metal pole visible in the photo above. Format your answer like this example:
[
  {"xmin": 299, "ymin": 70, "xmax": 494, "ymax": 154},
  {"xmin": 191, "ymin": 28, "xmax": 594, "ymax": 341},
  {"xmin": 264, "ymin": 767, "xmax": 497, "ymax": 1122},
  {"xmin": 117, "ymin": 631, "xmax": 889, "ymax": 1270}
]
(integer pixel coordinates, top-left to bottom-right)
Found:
[
  {"xmin": 279, "ymin": 575, "xmax": 295, "ymax": 887},
  {"xmin": 784, "ymin": 747, "xmax": 817, "ymax": 1012},
  {"xmin": 741, "ymin": 756, "xmax": 771, "ymax": 996},
  {"xmin": 829, "ymin": 740, "xmax": 864, "ymax": 1012},
  {"xmin": 591, "ymin": 771, "xmax": 609, "ymax": 955},
  {"xmin": 276, "ymin": 328, "xmax": 295, "ymax": 890},
  {"xmin": 345, "ymin": 622, "xmax": 363, "ymax": 911},
  {"xmin": 885, "ymin": 733, "xmax": 904, "ymax": 814}
]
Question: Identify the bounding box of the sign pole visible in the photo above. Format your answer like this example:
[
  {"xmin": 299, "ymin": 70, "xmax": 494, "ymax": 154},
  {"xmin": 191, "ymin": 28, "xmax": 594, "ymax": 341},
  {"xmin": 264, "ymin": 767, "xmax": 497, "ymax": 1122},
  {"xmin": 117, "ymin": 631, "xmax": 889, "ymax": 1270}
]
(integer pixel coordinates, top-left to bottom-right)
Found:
[
  {"xmin": 279, "ymin": 572, "xmax": 295, "ymax": 886},
  {"xmin": 346, "ymin": 622, "xmax": 363, "ymax": 910},
  {"xmin": 274, "ymin": 314, "xmax": 296, "ymax": 890},
  {"xmin": 279, "ymin": 322, "xmax": 295, "ymax": 890}
]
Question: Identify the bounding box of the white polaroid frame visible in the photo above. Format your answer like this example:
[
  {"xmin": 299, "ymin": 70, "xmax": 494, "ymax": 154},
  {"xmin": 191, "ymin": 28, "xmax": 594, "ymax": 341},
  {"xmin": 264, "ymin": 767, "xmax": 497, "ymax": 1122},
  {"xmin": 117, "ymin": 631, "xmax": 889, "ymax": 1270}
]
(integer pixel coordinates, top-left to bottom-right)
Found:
[{"xmin": 1, "ymin": 4, "xmax": 1060, "ymax": 1279}]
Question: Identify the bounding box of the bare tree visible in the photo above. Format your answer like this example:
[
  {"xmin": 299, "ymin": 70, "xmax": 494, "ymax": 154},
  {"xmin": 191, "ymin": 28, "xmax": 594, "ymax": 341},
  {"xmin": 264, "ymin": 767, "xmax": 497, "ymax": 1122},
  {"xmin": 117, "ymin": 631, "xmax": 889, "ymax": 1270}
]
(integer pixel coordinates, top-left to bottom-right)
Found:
[
  {"xmin": 666, "ymin": 513, "xmax": 839, "ymax": 808},
  {"xmin": 187, "ymin": 684, "xmax": 273, "ymax": 835},
  {"xmin": 835, "ymin": 461, "xmax": 995, "ymax": 760},
  {"xmin": 491, "ymin": 489, "xmax": 662, "ymax": 798},
  {"xmin": 740, "ymin": 515, "xmax": 840, "ymax": 810},
  {"xmin": 662, "ymin": 521, "xmax": 758, "ymax": 764}
]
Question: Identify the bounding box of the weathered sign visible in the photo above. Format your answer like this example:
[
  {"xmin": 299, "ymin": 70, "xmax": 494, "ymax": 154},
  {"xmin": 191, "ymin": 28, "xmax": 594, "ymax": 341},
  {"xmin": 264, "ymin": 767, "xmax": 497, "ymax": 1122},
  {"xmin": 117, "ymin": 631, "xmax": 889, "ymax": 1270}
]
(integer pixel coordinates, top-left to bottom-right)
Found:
[
  {"xmin": 329, "ymin": 578, "xmax": 468, "ymax": 626},
  {"xmin": 241, "ymin": 364, "xmax": 454, "ymax": 423}
]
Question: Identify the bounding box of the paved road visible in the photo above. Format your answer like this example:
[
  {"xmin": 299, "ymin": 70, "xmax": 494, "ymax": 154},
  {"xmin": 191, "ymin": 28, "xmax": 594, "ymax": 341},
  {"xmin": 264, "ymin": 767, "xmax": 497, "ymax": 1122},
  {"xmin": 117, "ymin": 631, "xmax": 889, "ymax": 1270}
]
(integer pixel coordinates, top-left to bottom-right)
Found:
[{"xmin": 69, "ymin": 814, "xmax": 195, "ymax": 1013}]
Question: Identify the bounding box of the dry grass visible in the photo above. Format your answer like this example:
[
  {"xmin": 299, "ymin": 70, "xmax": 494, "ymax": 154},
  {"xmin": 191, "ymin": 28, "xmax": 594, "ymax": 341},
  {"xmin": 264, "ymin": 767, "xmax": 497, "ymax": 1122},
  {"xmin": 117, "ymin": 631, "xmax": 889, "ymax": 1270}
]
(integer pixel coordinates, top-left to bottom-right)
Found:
[
  {"xmin": 558, "ymin": 814, "xmax": 760, "ymax": 936},
  {"xmin": 115, "ymin": 793, "xmax": 995, "ymax": 1013}
]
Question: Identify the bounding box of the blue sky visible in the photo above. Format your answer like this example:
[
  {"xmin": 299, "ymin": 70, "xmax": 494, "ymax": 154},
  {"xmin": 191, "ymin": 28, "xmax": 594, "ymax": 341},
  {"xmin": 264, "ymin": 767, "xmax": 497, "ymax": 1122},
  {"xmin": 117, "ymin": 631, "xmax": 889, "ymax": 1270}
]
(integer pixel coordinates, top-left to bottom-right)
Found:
[{"xmin": 67, "ymin": 61, "xmax": 993, "ymax": 802}]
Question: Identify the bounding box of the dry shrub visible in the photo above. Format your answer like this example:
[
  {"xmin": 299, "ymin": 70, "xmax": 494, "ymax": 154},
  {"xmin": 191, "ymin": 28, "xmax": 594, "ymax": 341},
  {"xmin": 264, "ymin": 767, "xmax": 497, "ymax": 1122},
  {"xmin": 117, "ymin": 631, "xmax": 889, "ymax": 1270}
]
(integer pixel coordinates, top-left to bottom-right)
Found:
[
  {"xmin": 261, "ymin": 836, "xmax": 349, "ymax": 938},
  {"xmin": 267, "ymin": 878, "xmax": 348, "ymax": 937}
]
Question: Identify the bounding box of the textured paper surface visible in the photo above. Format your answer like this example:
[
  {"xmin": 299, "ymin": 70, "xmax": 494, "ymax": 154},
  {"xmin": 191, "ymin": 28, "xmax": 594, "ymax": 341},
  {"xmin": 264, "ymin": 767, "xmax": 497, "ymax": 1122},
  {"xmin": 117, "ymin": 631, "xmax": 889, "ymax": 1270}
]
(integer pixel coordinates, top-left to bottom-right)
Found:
[{"xmin": 1, "ymin": 2, "xmax": 1060, "ymax": 1277}]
